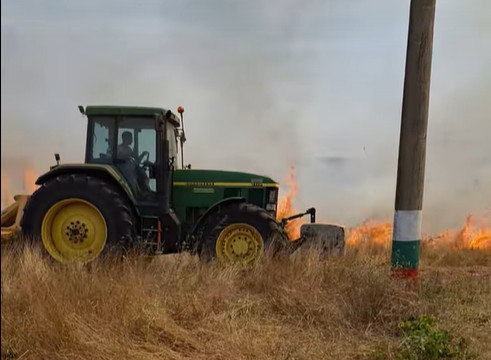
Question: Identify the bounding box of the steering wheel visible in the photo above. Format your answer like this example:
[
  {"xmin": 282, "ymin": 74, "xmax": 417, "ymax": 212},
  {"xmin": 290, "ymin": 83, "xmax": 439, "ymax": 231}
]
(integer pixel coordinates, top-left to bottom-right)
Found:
[
  {"xmin": 138, "ymin": 151, "xmax": 150, "ymax": 164},
  {"xmin": 139, "ymin": 152, "xmax": 154, "ymax": 171}
]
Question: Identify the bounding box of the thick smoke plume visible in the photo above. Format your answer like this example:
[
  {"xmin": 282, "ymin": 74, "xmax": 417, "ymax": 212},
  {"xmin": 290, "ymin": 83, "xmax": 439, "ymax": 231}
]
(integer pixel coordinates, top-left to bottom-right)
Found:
[{"xmin": 2, "ymin": 1, "xmax": 490, "ymax": 232}]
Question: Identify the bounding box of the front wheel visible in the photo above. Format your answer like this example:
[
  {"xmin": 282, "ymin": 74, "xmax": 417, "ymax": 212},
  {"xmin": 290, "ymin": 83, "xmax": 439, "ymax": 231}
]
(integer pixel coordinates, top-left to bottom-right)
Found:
[{"xmin": 199, "ymin": 202, "xmax": 291, "ymax": 265}]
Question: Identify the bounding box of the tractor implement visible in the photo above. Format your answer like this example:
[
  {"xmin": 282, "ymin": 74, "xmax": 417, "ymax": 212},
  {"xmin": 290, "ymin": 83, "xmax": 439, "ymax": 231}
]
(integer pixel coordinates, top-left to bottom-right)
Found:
[
  {"xmin": 1, "ymin": 195, "xmax": 29, "ymax": 242},
  {"xmin": 280, "ymin": 208, "xmax": 345, "ymax": 258}
]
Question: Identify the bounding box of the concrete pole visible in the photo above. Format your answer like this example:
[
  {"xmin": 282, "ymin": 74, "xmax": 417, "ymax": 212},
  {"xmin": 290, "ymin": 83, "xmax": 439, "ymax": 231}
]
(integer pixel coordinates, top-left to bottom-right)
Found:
[{"xmin": 391, "ymin": 0, "xmax": 436, "ymax": 280}]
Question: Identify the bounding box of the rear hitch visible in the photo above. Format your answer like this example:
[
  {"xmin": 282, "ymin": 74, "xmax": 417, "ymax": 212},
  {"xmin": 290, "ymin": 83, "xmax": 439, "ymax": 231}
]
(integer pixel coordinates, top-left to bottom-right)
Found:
[{"xmin": 280, "ymin": 207, "xmax": 316, "ymax": 228}]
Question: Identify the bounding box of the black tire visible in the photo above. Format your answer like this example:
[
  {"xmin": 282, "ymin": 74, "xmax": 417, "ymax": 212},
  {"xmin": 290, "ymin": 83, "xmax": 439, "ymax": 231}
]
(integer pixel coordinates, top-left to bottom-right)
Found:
[
  {"xmin": 21, "ymin": 174, "xmax": 137, "ymax": 263},
  {"xmin": 198, "ymin": 202, "xmax": 291, "ymax": 263}
]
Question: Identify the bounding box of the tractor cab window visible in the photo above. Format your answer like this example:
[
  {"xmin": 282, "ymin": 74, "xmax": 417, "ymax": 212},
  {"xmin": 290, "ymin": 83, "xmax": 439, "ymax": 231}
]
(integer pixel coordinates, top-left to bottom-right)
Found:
[{"xmin": 90, "ymin": 117, "xmax": 114, "ymax": 164}]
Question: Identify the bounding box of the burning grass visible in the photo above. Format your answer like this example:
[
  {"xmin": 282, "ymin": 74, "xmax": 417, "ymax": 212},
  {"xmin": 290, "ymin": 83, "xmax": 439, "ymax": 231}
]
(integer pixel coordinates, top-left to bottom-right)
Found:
[
  {"xmin": 1, "ymin": 166, "xmax": 490, "ymax": 358},
  {"xmin": 1, "ymin": 242, "xmax": 490, "ymax": 360}
]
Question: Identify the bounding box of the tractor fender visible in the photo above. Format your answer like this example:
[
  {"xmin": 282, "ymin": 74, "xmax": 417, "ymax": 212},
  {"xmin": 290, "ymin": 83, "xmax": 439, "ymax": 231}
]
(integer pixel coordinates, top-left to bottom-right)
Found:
[
  {"xmin": 35, "ymin": 164, "xmax": 139, "ymax": 215},
  {"xmin": 189, "ymin": 196, "xmax": 246, "ymax": 241}
]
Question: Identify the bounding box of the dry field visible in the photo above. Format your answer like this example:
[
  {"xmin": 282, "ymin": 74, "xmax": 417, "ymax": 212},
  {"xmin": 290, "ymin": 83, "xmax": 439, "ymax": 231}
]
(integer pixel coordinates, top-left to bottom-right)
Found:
[{"xmin": 1, "ymin": 238, "xmax": 490, "ymax": 360}]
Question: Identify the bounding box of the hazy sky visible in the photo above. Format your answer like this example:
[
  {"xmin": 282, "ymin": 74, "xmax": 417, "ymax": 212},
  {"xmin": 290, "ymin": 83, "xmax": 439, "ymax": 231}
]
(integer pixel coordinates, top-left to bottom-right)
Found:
[{"xmin": 1, "ymin": 0, "xmax": 490, "ymax": 232}]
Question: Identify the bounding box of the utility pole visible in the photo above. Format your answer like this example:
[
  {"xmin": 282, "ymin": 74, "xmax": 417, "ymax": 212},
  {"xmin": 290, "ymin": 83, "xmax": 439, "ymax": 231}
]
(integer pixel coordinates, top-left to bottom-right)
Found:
[{"xmin": 391, "ymin": 0, "xmax": 436, "ymax": 280}]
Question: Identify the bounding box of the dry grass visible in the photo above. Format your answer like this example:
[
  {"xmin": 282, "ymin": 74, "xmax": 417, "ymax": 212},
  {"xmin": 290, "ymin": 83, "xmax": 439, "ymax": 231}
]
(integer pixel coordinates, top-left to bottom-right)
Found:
[{"xmin": 1, "ymin": 242, "xmax": 490, "ymax": 360}]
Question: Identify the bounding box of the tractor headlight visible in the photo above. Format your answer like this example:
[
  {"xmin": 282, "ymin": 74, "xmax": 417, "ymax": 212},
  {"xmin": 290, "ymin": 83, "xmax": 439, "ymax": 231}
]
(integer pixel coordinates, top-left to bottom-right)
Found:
[{"xmin": 266, "ymin": 188, "xmax": 278, "ymax": 214}]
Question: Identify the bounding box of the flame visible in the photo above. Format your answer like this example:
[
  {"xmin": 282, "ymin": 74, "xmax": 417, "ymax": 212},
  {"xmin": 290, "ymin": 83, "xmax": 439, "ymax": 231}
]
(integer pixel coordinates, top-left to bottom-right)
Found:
[
  {"xmin": 23, "ymin": 165, "xmax": 39, "ymax": 194},
  {"xmin": 346, "ymin": 220, "xmax": 392, "ymax": 248},
  {"xmin": 1, "ymin": 165, "xmax": 38, "ymax": 209},
  {"xmin": 344, "ymin": 215, "xmax": 490, "ymax": 250},
  {"xmin": 1, "ymin": 173, "xmax": 14, "ymax": 209},
  {"xmin": 425, "ymin": 215, "xmax": 490, "ymax": 250},
  {"xmin": 273, "ymin": 165, "xmax": 490, "ymax": 250},
  {"xmin": 276, "ymin": 166, "xmax": 303, "ymax": 240}
]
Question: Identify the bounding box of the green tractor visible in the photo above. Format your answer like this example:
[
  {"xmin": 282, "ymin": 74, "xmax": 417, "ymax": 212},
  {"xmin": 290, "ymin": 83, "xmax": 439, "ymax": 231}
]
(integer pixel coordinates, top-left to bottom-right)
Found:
[{"xmin": 9, "ymin": 105, "xmax": 345, "ymax": 264}]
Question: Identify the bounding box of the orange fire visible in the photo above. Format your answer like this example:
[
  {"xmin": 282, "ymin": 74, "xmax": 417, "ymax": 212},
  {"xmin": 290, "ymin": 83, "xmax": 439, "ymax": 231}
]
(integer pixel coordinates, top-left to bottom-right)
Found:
[
  {"xmin": 1, "ymin": 165, "xmax": 38, "ymax": 209},
  {"xmin": 276, "ymin": 166, "xmax": 303, "ymax": 240},
  {"xmin": 425, "ymin": 215, "xmax": 490, "ymax": 250},
  {"xmin": 346, "ymin": 220, "xmax": 392, "ymax": 248},
  {"xmin": 23, "ymin": 165, "xmax": 39, "ymax": 194},
  {"xmin": 275, "ymin": 166, "xmax": 490, "ymax": 250},
  {"xmin": 1, "ymin": 173, "xmax": 14, "ymax": 209},
  {"xmin": 344, "ymin": 215, "xmax": 490, "ymax": 250}
]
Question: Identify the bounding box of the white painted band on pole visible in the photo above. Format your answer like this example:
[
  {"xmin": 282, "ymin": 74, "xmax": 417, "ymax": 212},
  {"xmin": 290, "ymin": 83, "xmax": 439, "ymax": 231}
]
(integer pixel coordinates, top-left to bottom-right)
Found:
[{"xmin": 393, "ymin": 210, "xmax": 422, "ymax": 241}]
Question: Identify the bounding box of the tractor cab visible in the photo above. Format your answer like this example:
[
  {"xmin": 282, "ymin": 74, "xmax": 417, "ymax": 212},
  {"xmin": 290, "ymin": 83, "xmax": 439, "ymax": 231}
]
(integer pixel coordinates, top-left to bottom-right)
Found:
[{"xmin": 82, "ymin": 106, "xmax": 181, "ymax": 200}]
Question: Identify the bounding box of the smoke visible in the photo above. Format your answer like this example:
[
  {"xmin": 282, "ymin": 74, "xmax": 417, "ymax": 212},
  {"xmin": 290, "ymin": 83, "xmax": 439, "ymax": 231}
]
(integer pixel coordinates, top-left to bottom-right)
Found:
[
  {"xmin": 1, "ymin": 1, "xmax": 490, "ymax": 232},
  {"xmin": 295, "ymin": 1, "xmax": 491, "ymax": 233}
]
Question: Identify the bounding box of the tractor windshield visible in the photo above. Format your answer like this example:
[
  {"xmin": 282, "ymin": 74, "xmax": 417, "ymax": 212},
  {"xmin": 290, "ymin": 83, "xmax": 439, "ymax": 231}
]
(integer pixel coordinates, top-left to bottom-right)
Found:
[{"xmin": 116, "ymin": 117, "xmax": 156, "ymax": 165}]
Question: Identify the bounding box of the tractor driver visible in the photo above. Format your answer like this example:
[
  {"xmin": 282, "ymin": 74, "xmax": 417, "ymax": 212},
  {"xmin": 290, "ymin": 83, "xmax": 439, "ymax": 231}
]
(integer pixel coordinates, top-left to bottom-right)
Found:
[
  {"xmin": 117, "ymin": 131, "xmax": 152, "ymax": 196},
  {"xmin": 117, "ymin": 131, "xmax": 148, "ymax": 162},
  {"xmin": 117, "ymin": 131, "xmax": 136, "ymax": 160}
]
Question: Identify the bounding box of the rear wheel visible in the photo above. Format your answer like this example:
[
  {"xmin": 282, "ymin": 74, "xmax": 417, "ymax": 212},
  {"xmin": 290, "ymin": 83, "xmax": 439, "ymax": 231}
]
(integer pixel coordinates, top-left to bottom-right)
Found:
[
  {"xmin": 21, "ymin": 174, "xmax": 136, "ymax": 263},
  {"xmin": 199, "ymin": 202, "xmax": 291, "ymax": 265}
]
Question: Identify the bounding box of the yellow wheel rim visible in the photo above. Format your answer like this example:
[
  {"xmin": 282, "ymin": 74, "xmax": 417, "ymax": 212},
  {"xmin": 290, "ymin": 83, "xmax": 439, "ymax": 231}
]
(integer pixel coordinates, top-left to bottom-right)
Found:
[
  {"xmin": 215, "ymin": 223, "xmax": 264, "ymax": 265},
  {"xmin": 41, "ymin": 198, "xmax": 107, "ymax": 263}
]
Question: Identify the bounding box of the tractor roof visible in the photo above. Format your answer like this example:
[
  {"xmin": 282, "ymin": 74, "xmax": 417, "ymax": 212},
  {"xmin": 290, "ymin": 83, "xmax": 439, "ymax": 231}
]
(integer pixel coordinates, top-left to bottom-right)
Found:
[{"xmin": 84, "ymin": 105, "xmax": 180, "ymax": 125}]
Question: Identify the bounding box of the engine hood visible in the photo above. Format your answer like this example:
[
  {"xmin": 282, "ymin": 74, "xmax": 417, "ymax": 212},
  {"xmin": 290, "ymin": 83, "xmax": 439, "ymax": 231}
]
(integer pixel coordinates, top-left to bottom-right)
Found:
[{"xmin": 172, "ymin": 169, "xmax": 278, "ymax": 188}]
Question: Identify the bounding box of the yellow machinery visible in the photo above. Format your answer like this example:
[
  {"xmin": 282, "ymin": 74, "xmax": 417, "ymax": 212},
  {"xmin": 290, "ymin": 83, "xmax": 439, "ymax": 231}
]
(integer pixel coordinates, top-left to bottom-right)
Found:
[{"xmin": 1, "ymin": 195, "xmax": 29, "ymax": 242}]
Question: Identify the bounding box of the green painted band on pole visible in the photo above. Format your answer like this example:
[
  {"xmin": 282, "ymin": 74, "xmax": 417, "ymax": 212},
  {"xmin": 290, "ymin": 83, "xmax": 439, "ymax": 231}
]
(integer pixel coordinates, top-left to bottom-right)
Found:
[{"xmin": 391, "ymin": 240, "xmax": 420, "ymax": 269}]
